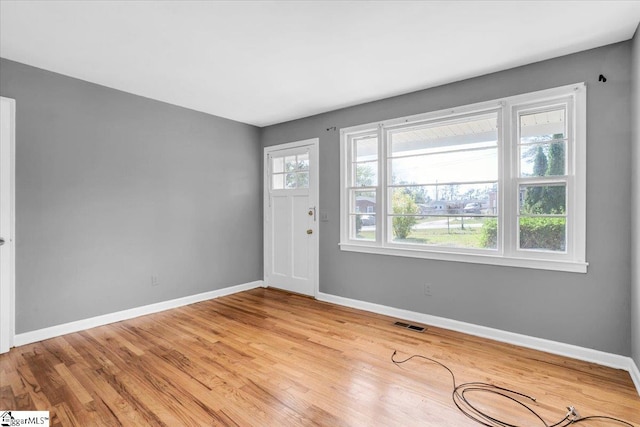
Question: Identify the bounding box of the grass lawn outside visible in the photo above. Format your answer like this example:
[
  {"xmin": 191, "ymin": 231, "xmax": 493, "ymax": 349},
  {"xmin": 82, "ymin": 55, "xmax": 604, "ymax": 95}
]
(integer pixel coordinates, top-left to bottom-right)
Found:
[
  {"xmin": 356, "ymin": 217, "xmax": 494, "ymax": 248},
  {"xmin": 396, "ymin": 226, "xmax": 483, "ymax": 247}
]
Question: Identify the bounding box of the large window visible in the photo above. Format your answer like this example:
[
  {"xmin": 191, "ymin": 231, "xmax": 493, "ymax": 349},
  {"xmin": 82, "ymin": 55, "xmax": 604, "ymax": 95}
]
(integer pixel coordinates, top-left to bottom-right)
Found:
[{"xmin": 340, "ymin": 84, "xmax": 587, "ymax": 273}]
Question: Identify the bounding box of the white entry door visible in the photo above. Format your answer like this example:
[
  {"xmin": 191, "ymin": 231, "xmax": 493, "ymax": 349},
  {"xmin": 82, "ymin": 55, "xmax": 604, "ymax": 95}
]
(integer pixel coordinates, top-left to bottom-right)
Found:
[
  {"xmin": 0, "ymin": 97, "xmax": 16, "ymax": 354},
  {"xmin": 264, "ymin": 139, "xmax": 318, "ymax": 297}
]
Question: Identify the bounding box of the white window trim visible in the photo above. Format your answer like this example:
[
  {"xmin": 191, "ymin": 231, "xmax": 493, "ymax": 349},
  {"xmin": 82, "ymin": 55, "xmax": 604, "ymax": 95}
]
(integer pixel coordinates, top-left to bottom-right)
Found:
[{"xmin": 339, "ymin": 83, "xmax": 588, "ymax": 273}]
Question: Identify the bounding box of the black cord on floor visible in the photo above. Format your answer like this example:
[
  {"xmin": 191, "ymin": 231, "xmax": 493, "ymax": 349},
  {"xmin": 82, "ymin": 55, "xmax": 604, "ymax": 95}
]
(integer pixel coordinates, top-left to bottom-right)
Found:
[{"xmin": 391, "ymin": 350, "xmax": 635, "ymax": 427}]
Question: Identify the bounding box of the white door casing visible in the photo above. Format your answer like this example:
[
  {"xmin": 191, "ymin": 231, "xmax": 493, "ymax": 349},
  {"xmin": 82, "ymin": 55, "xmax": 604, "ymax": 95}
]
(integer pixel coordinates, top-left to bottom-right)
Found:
[
  {"xmin": 0, "ymin": 96, "xmax": 16, "ymax": 354},
  {"xmin": 264, "ymin": 139, "xmax": 318, "ymax": 297}
]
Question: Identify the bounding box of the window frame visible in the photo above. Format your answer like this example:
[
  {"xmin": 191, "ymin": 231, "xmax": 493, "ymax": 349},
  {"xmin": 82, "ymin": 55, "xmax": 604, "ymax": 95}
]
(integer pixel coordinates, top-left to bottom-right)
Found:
[{"xmin": 339, "ymin": 83, "xmax": 587, "ymax": 273}]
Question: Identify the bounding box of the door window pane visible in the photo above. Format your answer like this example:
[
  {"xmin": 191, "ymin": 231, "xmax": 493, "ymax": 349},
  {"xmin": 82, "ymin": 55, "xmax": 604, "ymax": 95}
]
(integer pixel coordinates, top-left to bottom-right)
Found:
[
  {"xmin": 297, "ymin": 153, "xmax": 309, "ymax": 170},
  {"xmin": 272, "ymin": 152, "xmax": 310, "ymax": 190},
  {"xmin": 285, "ymin": 173, "xmax": 297, "ymax": 189},
  {"xmin": 272, "ymin": 174, "xmax": 284, "ymax": 190},
  {"xmin": 272, "ymin": 157, "xmax": 284, "ymax": 173},
  {"xmin": 296, "ymin": 172, "xmax": 309, "ymax": 188},
  {"xmin": 285, "ymin": 156, "xmax": 297, "ymax": 172}
]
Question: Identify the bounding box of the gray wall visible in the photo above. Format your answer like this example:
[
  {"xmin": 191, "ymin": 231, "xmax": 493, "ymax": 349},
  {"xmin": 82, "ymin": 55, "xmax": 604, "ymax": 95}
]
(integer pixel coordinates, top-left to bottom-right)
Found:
[
  {"xmin": 632, "ymin": 26, "xmax": 640, "ymax": 367},
  {"xmin": 0, "ymin": 58, "xmax": 263, "ymax": 334},
  {"xmin": 261, "ymin": 42, "xmax": 634, "ymax": 356}
]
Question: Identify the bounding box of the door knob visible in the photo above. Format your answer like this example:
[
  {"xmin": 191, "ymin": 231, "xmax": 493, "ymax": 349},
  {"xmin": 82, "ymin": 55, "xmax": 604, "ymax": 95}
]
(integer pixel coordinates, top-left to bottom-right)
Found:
[
  {"xmin": 0, "ymin": 238, "xmax": 4, "ymax": 246},
  {"xmin": 306, "ymin": 229, "xmax": 313, "ymax": 235}
]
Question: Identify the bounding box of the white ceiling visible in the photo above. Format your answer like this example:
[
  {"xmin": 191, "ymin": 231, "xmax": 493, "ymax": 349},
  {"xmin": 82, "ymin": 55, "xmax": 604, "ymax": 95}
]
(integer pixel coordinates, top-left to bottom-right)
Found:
[{"xmin": 1, "ymin": 1, "xmax": 640, "ymax": 127}]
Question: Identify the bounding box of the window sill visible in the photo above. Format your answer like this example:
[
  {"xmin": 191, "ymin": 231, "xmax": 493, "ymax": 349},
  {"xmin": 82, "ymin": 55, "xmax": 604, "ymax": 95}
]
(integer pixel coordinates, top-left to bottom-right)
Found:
[{"xmin": 339, "ymin": 243, "xmax": 588, "ymax": 273}]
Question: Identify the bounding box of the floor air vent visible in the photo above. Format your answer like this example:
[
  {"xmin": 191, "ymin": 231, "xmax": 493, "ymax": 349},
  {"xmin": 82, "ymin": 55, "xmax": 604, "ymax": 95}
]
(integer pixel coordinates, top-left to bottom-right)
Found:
[{"xmin": 394, "ymin": 321, "xmax": 426, "ymax": 332}]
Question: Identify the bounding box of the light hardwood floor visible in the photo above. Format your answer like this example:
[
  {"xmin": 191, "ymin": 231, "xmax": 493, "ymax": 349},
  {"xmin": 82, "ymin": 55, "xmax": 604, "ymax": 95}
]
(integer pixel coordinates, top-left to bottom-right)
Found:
[{"xmin": 1, "ymin": 287, "xmax": 638, "ymax": 426}]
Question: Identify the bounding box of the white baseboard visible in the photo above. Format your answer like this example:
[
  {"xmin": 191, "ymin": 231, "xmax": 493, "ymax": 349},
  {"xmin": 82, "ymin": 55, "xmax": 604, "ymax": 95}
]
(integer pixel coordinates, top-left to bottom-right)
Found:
[
  {"xmin": 317, "ymin": 292, "xmax": 640, "ymax": 396},
  {"xmin": 13, "ymin": 280, "xmax": 264, "ymax": 347},
  {"xmin": 630, "ymin": 358, "xmax": 640, "ymax": 394}
]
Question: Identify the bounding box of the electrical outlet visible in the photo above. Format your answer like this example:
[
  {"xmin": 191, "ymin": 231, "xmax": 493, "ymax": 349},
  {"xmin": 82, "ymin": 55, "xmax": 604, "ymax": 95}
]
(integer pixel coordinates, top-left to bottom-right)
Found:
[
  {"xmin": 151, "ymin": 275, "xmax": 160, "ymax": 287},
  {"xmin": 424, "ymin": 283, "xmax": 432, "ymax": 296}
]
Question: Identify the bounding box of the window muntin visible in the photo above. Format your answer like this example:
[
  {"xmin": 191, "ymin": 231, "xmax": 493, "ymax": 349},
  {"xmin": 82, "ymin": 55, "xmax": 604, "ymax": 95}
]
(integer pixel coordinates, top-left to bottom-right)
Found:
[{"xmin": 340, "ymin": 83, "xmax": 587, "ymax": 272}]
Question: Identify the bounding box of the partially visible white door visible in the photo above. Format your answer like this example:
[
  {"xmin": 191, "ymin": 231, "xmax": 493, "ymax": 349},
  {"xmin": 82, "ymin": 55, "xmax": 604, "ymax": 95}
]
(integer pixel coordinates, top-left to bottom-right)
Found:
[
  {"xmin": 0, "ymin": 97, "xmax": 16, "ymax": 354},
  {"xmin": 264, "ymin": 139, "xmax": 318, "ymax": 297}
]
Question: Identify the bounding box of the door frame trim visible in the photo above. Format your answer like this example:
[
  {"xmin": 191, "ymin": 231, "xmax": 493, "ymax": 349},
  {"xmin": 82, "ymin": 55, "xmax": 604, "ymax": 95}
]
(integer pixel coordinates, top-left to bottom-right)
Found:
[
  {"xmin": 263, "ymin": 138, "xmax": 319, "ymax": 297},
  {"xmin": 0, "ymin": 96, "xmax": 16, "ymax": 354}
]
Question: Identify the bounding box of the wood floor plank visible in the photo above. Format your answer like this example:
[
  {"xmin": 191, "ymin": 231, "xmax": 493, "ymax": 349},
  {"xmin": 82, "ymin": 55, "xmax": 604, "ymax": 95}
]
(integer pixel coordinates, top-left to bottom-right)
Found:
[{"xmin": 1, "ymin": 287, "xmax": 638, "ymax": 426}]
